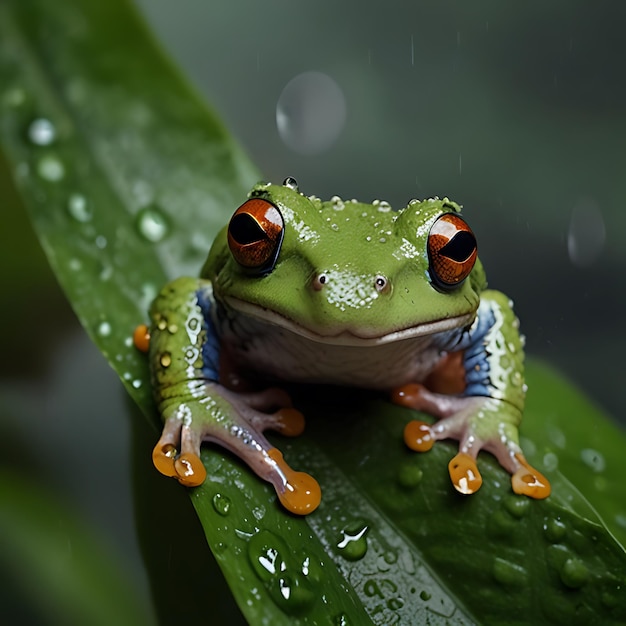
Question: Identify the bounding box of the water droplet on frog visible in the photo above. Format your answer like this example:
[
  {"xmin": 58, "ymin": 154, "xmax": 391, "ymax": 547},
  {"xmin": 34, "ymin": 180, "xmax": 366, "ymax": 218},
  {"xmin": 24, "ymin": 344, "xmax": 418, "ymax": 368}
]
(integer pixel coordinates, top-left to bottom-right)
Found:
[
  {"xmin": 580, "ymin": 448, "xmax": 605, "ymax": 472},
  {"xmin": 27, "ymin": 118, "xmax": 56, "ymax": 146},
  {"xmin": 212, "ymin": 492, "xmax": 231, "ymax": 516},
  {"xmin": 276, "ymin": 71, "xmax": 346, "ymax": 155},
  {"xmin": 136, "ymin": 205, "xmax": 170, "ymax": 243},
  {"xmin": 377, "ymin": 200, "xmax": 392, "ymax": 212},
  {"xmin": 67, "ymin": 193, "xmax": 92, "ymax": 222},
  {"xmin": 330, "ymin": 195, "xmax": 345, "ymax": 211},
  {"xmin": 336, "ymin": 521, "xmax": 368, "ymax": 561},
  {"xmin": 419, "ymin": 590, "xmax": 432, "ymax": 601},
  {"xmin": 37, "ymin": 155, "xmax": 65, "ymax": 182},
  {"xmin": 97, "ymin": 321, "xmax": 111, "ymax": 337},
  {"xmin": 282, "ymin": 176, "xmax": 299, "ymax": 190},
  {"xmin": 568, "ymin": 197, "xmax": 605, "ymax": 267}
]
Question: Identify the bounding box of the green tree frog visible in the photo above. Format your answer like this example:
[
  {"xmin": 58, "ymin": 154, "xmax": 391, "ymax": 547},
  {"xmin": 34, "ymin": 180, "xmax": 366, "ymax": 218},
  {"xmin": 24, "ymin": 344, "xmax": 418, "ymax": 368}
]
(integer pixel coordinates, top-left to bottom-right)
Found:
[{"xmin": 134, "ymin": 177, "xmax": 550, "ymax": 515}]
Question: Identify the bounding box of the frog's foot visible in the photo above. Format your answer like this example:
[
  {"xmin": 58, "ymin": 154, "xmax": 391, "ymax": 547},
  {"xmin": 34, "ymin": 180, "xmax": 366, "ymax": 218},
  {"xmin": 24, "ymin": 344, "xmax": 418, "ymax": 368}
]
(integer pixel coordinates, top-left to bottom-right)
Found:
[
  {"xmin": 153, "ymin": 383, "xmax": 320, "ymax": 515},
  {"xmin": 133, "ymin": 324, "xmax": 151, "ymax": 353},
  {"xmin": 392, "ymin": 383, "xmax": 550, "ymax": 499}
]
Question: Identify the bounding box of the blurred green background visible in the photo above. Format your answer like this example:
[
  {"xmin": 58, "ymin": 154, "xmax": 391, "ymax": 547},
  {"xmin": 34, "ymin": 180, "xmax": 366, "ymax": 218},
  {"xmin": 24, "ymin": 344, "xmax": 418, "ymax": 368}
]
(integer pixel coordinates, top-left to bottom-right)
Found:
[{"xmin": 2, "ymin": 0, "xmax": 625, "ymax": 623}]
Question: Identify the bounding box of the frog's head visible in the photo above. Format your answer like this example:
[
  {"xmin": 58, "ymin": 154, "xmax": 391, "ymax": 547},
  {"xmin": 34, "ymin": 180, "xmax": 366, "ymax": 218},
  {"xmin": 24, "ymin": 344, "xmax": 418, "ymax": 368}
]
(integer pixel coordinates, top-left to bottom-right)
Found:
[{"xmin": 204, "ymin": 178, "xmax": 486, "ymax": 345}]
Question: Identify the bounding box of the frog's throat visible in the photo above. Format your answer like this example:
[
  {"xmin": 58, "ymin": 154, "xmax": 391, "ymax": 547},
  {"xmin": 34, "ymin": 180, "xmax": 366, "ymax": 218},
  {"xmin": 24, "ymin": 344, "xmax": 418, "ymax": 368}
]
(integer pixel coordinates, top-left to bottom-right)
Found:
[{"xmin": 223, "ymin": 297, "xmax": 474, "ymax": 347}]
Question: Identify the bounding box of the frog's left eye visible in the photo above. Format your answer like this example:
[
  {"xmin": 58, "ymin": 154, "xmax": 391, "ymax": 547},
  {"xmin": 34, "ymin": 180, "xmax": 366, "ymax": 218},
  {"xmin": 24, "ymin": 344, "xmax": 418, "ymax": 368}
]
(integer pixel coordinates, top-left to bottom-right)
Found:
[
  {"xmin": 427, "ymin": 214, "xmax": 477, "ymax": 290},
  {"xmin": 227, "ymin": 198, "xmax": 285, "ymax": 275}
]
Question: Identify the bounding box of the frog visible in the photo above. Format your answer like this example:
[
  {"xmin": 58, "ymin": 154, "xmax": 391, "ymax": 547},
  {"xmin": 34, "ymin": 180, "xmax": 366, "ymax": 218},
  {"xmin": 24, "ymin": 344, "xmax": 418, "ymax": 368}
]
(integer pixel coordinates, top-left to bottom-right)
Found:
[{"xmin": 134, "ymin": 177, "xmax": 550, "ymax": 515}]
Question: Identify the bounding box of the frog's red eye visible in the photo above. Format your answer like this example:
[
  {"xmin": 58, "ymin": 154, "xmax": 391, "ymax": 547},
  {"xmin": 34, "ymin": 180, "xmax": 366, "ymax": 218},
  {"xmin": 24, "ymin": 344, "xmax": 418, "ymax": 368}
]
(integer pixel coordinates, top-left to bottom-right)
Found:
[
  {"xmin": 427, "ymin": 214, "xmax": 477, "ymax": 290},
  {"xmin": 227, "ymin": 198, "xmax": 285, "ymax": 274}
]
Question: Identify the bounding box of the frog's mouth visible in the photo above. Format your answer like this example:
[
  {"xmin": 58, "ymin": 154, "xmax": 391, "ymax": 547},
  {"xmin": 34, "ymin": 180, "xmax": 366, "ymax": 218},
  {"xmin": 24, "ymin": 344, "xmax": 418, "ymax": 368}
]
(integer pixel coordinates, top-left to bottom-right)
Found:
[{"xmin": 223, "ymin": 297, "xmax": 474, "ymax": 347}]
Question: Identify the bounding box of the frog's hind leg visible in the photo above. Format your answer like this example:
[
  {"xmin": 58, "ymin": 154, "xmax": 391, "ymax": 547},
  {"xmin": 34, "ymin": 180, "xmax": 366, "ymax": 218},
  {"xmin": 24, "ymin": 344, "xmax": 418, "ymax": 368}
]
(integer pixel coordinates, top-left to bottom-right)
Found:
[{"xmin": 153, "ymin": 382, "xmax": 320, "ymax": 515}]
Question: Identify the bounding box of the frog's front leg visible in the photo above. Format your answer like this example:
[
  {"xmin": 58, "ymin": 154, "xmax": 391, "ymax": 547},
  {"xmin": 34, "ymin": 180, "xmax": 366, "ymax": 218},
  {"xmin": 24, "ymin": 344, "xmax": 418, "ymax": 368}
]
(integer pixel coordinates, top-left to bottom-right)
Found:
[
  {"xmin": 142, "ymin": 277, "xmax": 320, "ymax": 515},
  {"xmin": 392, "ymin": 290, "xmax": 550, "ymax": 500}
]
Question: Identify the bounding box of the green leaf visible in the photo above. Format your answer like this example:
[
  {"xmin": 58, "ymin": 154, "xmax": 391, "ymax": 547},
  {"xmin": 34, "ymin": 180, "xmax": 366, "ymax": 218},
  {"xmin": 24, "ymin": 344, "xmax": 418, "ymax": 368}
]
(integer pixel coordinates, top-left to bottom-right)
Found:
[{"xmin": 1, "ymin": 1, "xmax": 625, "ymax": 624}]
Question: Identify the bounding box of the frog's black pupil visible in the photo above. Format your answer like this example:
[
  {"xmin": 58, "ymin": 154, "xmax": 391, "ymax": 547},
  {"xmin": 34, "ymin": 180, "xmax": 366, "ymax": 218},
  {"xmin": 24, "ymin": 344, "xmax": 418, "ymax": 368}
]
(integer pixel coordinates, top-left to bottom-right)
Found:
[
  {"xmin": 229, "ymin": 213, "xmax": 266, "ymax": 245},
  {"xmin": 439, "ymin": 231, "xmax": 476, "ymax": 262}
]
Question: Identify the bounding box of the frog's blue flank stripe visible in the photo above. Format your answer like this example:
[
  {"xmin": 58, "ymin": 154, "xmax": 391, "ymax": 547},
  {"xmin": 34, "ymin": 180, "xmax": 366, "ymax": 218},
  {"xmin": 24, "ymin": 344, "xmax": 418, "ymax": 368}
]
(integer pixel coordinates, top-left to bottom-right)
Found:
[
  {"xmin": 462, "ymin": 301, "xmax": 496, "ymax": 397},
  {"xmin": 196, "ymin": 287, "xmax": 221, "ymax": 382}
]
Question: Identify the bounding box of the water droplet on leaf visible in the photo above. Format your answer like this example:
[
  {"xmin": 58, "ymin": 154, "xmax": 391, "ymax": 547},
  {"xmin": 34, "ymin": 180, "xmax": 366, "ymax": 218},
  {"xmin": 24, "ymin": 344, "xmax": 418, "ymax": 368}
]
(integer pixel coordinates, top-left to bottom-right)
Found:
[
  {"xmin": 336, "ymin": 521, "xmax": 368, "ymax": 561},
  {"xmin": 580, "ymin": 448, "xmax": 605, "ymax": 472},
  {"xmin": 27, "ymin": 118, "xmax": 56, "ymax": 146},
  {"xmin": 67, "ymin": 193, "xmax": 92, "ymax": 222},
  {"xmin": 37, "ymin": 155, "xmax": 65, "ymax": 181},
  {"xmin": 136, "ymin": 205, "xmax": 170, "ymax": 243},
  {"xmin": 97, "ymin": 321, "xmax": 111, "ymax": 337},
  {"xmin": 212, "ymin": 492, "xmax": 231, "ymax": 516}
]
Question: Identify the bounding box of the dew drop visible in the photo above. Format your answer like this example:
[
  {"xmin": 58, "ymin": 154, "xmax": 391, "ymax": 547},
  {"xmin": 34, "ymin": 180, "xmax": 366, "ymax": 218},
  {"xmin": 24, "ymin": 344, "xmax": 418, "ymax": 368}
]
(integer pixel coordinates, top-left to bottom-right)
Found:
[
  {"xmin": 544, "ymin": 517, "xmax": 566, "ymax": 543},
  {"xmin": 132, "ymin": 379, "xmax": 142, "ymax": 389},
  {"xmin": 97, "ymin": 321, "xmax": 112, "ymax": 337},
  {"xmin": 560, "ymin": 558, "xmax": 589, "ymax": 589},
  {"xmin": 37, "ymin": 155, "xmax": 65, "ymax": 182},
  {"xmin": 336, "ymin": 521, "xmax": 369, "ymax": 561},
  {"xmin": 68, "ymin": 258, "xmax": 82, "ymax": 271},
  {"xmin": 397, "ymin": 462, "xmax": 423, "ymax": 488},
  {"xmin": 95, "ymin": 235, "xmax": 107, "ymax": 249},
  {"xmin": 212, "ymin": 492, "xmax": 231, "ymax": 516},
  {"xmin": 567, "ymin": 197, "xmax": 605, "ymax": 267},
  {"xmin": 492, "ymin": 557, "xmax": 528, "ymax": 586},
  {"xmin": 27, "ymin": 118, "xmax": 56, "ymax": 146},
  {"xmin": 136, "ymin": 205, "xmax": 170, "ymax": 243},
  {"xmin": 248, "ymin": 530, "xmax": 318, "ymax": 615},
  {"xmin": 543, "ymin": 452, "xmax": 559, "ymax": 472},
  {"xmin": 276, "ymin": 71, "xmax": 347, "ymax": 155},
  {"xmin": 580, "ymin": 448, "xmax": 605, "ymax": 472},
  {"xmin": 283, "ymin": 176, "xmax": 299, "ymax": 190},
  {"xmin": 504, "ymin": 495, "xmax": 530, "ymax": 519},
  {"xmin": 67, "ymin": 193, "xmax": 92, "ymax": 222}
]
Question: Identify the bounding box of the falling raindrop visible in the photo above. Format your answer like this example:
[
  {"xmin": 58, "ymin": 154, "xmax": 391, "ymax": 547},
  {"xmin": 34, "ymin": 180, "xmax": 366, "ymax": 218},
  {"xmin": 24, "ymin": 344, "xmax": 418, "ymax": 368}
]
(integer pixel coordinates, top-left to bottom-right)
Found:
[
  {"xmin": 567, "ymin": 197, "xmax": 605, "ymax": 267},
  {"xmin": 276, "ymin": 71, "xmax": 347, "ymax": 155}
]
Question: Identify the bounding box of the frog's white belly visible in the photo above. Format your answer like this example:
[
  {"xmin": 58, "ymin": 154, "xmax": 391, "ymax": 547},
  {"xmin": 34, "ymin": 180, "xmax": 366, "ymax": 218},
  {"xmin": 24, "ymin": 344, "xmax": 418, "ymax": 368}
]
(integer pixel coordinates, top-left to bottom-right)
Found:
[{"xmin": 219, "ymin": 310, "xmax": 449, "ymax": 390}]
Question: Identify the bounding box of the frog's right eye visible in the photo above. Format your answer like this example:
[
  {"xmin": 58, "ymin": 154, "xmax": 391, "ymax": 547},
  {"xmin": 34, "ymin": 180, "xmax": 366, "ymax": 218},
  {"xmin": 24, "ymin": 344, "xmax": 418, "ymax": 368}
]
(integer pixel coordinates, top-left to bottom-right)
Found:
[{"xmin": 227, "ymin": 198, "xmax": 285, "ymax": 275}]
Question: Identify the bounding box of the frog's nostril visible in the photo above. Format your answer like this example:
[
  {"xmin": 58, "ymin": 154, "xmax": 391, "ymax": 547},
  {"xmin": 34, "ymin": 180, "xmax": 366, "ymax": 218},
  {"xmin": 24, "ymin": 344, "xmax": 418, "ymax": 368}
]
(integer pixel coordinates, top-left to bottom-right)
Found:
[
  {"xmin": 375, "ymin": 275, "xmax": 391, "ymax": 294},
  {"xmin": 312, "ymin": 273, "xmax": 327, "ymax": 291}
]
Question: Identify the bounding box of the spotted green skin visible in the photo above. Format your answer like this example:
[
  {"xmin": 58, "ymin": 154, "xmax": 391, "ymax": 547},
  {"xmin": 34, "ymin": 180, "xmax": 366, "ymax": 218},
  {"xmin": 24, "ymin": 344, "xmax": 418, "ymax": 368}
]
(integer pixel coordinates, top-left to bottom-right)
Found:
[{"xmin": 147, "ymin": 180, "xmax": 531, "ymax": 506}]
